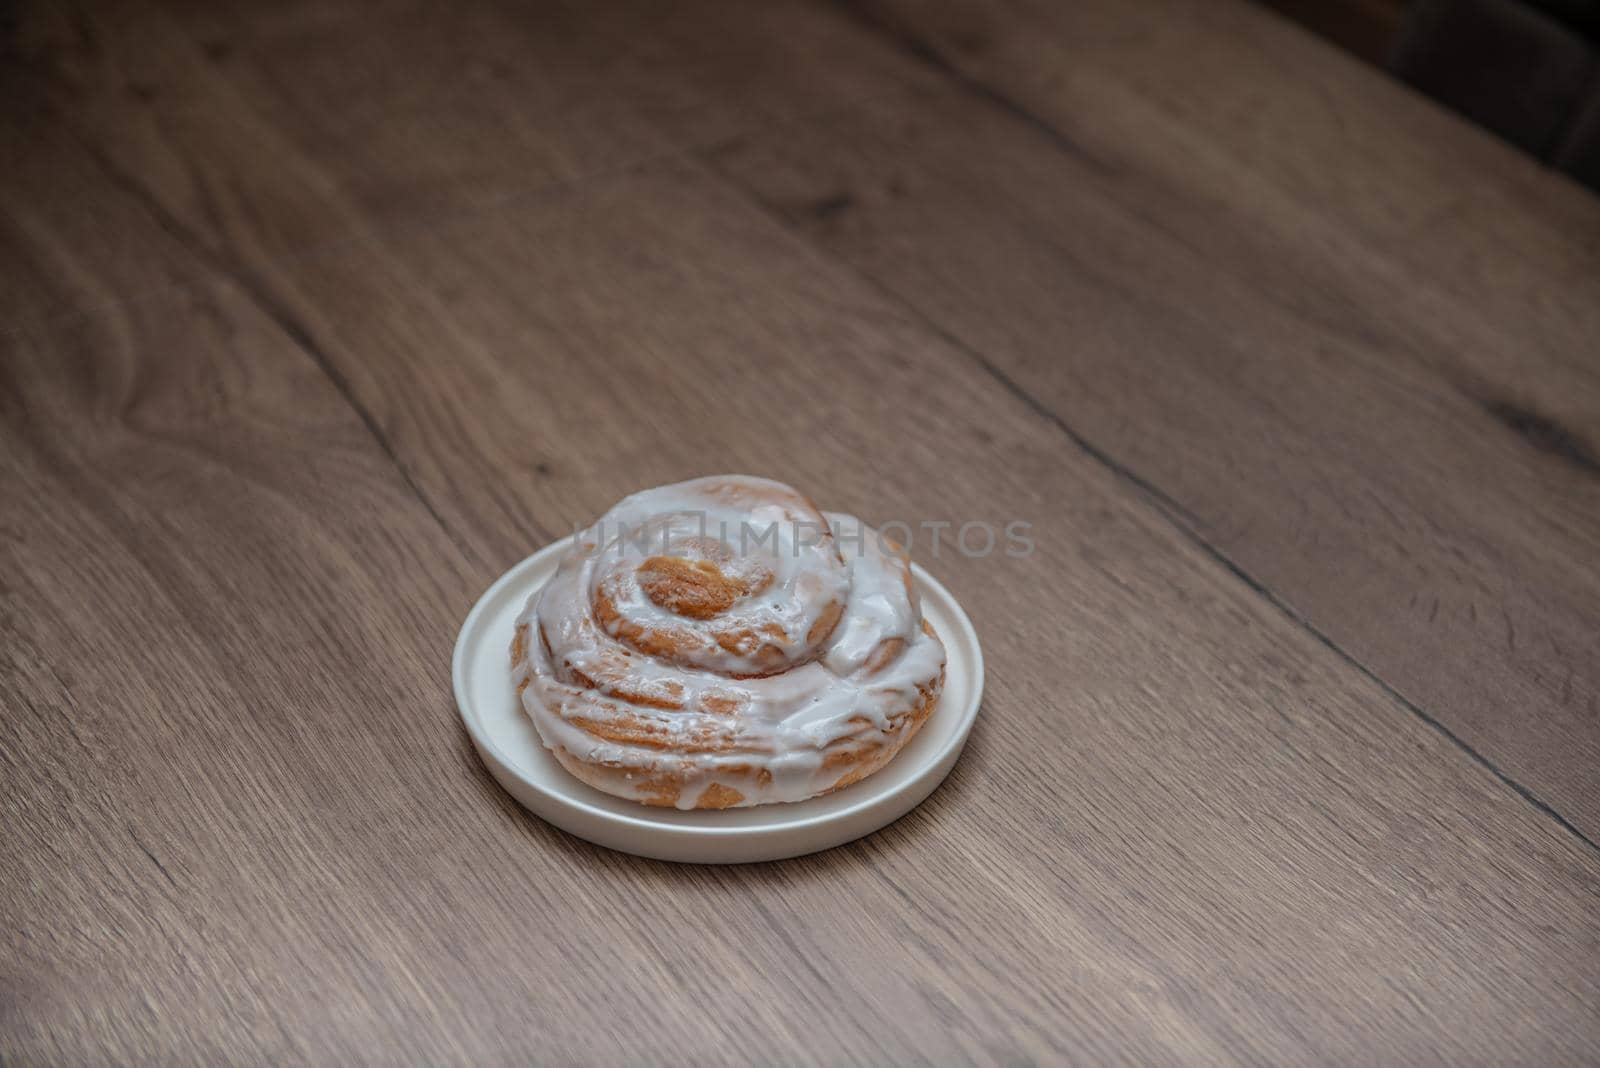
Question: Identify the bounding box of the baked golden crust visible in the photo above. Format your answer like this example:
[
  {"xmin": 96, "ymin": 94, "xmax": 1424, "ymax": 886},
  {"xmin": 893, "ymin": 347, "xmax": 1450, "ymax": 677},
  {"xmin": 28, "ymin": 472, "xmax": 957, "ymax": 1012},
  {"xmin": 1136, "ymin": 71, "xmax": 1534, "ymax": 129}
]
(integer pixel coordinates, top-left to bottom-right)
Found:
[
  {"xmin": 511, "ymin": 476, "xmax": 948, "ymax": 808},
  {"xmin": 515, "ymin": 620, "xmax": 944, "ymax": 809}
]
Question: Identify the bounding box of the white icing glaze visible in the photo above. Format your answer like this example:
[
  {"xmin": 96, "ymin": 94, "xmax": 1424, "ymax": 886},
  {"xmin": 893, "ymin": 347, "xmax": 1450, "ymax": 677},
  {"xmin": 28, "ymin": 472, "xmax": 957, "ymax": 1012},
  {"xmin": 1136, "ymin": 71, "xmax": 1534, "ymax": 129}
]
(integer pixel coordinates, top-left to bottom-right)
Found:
[{"xmin": 512, "ymin": 476, "xmax": 946, "ymax": 808}]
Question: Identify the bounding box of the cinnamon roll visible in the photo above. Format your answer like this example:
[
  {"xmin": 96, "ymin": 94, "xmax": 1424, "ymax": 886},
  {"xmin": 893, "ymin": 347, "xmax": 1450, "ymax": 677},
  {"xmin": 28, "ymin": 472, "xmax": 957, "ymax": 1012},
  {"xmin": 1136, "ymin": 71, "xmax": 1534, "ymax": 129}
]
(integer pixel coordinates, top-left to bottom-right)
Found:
[{"xmin": 511, "ymin": 476, "xmax": 946, "ymax": 809}]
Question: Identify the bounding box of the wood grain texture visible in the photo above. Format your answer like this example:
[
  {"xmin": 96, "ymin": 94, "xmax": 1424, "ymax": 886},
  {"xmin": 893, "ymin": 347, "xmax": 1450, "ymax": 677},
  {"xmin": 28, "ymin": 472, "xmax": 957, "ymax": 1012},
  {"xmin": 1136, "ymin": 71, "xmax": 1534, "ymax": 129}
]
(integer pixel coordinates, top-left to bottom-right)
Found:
[
  {"xmin": 706, "ymin": 0, "xmax": 1600, "ymax": 840},
  {"xmin": 3, "ymin": 0, "xmax": 1599, "ymax": 1063},
  {"xmin": 23, "ymin": 0, "xmax": 1600, "ymax": 837}
]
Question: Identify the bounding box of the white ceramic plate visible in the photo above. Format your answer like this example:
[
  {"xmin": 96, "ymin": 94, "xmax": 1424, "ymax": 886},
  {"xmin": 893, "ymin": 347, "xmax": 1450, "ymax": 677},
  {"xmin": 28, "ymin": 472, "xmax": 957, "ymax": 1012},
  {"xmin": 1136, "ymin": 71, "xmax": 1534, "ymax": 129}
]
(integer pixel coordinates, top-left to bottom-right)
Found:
[{"xmin": 452, "ymin": 537, "xmax": 984, "ymax": 863}]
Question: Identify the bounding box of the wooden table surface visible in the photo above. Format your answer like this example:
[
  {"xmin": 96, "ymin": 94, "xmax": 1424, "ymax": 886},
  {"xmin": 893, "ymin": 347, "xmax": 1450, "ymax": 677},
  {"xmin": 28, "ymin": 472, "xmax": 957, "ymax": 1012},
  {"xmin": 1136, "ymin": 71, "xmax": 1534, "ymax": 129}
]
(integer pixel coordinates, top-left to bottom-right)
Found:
[{"xmin": 4, "ymin": 0, "xmax": 1598, "ymax": 1062}]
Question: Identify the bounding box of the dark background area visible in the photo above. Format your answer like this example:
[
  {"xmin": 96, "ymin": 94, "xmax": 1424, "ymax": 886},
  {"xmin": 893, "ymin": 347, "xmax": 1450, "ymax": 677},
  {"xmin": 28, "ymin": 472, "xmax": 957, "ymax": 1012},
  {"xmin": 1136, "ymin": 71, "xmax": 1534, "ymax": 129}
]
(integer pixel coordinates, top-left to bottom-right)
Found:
[{"xmin": 1263, "ymin": 0, "xmax": 1600, "ymax": 189}]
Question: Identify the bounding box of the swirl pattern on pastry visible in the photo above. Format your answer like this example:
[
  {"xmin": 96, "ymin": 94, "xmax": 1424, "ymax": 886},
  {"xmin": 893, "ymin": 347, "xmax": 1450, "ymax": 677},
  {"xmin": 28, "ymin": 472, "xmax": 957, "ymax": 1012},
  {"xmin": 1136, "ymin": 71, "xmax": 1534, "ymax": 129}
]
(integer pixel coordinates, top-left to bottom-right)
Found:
[{"xmin": 511, "ymin": 476, "xmax": 946, "ymax": 809}]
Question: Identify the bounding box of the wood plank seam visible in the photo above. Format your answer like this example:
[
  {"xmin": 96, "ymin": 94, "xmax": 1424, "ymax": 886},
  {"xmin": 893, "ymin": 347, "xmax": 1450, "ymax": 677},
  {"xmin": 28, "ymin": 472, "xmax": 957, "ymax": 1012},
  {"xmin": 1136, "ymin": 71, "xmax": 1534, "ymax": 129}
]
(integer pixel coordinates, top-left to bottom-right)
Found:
[
  {"xmin": 961, "ymin": 352, "xmax": 1600, "ymax": 858},
  {"xmin": 701, "ymin": 144, "xmax": 1600, "ymax": 861}
]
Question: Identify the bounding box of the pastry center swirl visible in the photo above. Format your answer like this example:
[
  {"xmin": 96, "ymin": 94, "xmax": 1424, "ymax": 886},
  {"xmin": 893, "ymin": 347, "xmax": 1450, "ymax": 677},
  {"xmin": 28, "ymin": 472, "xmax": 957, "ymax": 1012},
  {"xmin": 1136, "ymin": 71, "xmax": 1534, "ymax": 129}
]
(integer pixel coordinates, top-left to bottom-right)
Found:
[
  {"xmin": 637, "ymin": 549, "xmax": 771, "ymax": 620},
  {"xmin": 585, "ymin": 489, "xmax": 849, "ymax": 677}
]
